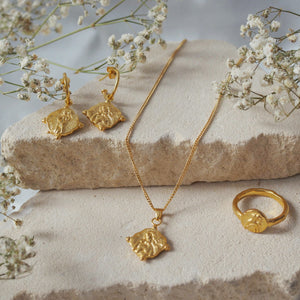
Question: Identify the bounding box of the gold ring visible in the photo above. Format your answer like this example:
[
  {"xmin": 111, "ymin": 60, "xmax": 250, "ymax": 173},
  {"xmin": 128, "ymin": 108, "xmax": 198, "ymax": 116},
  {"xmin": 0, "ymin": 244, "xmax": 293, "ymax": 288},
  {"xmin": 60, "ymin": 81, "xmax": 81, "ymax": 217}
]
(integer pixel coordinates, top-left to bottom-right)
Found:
[{"xmin": 232, "ymin": 188, "xmax": 289, "ymax": 233}]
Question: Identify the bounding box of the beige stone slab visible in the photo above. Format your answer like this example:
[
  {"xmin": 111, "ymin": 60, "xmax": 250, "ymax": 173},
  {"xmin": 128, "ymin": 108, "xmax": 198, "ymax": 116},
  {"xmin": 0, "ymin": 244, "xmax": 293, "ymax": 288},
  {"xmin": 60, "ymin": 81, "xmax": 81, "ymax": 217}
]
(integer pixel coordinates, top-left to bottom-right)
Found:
[
  {"xmin": 1, "ymin": 176, "xmax": 300, "ymax": 299},
  {"xmin": 1, "ymin": 40, "xmax": 300, "ymax": 190}
]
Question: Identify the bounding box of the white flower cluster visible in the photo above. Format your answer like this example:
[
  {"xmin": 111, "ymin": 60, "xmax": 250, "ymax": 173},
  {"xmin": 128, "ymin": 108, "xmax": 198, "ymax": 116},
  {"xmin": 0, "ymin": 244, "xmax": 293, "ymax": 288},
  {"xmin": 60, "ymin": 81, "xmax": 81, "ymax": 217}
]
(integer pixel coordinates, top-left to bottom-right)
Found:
[
  {"xmin": 216, "ymin": 7, "xmax": 300, "ymax": 120},
  {"xmin": 0, "ymin": 158, "xmax": 21, "ymax": 218},
  {"xmin": 0, "ymin": 0, "xmax": 168, "ymax": 102},
  {"xmin": 106, "ymin": 0, "xmax": 167, "ymax": 72},
  {"xmin": 0, "ymin": 235, "xmax": 36, "ymax": 279}
]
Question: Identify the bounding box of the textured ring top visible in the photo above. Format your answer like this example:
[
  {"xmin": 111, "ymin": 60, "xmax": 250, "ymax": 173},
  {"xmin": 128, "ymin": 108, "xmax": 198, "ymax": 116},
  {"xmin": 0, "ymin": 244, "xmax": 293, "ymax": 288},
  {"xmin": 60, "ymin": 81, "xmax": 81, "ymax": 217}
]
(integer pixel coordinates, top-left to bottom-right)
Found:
[{"xmin": 232, "ymin": 188, "xmax": 289, "ymax": 233}]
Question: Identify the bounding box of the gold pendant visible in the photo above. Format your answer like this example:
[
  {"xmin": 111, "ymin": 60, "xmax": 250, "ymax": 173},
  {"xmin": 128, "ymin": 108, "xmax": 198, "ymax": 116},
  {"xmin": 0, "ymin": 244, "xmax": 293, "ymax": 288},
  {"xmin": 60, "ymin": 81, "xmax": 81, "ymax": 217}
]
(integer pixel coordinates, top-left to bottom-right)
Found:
[
  {"xmin": 82, "ymin": 101, "xmax": 125, "ymax": 131},
  {"xmin": 43, "ymin": 73, "xmax": 84, "ymax": 139},
  {"xmin": 127, "ymin": 210, "xmax": 170, "ymax": 261},
  {"xmin": 126, "ymin": 227, "xmax": 170, "ymax": 261}
]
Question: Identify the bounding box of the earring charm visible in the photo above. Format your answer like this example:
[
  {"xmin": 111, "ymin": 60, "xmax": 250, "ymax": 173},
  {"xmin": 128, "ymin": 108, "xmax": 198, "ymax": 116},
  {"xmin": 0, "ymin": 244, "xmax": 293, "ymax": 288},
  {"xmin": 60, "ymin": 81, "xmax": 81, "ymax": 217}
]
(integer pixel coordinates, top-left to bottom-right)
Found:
[
  {"xmin": 82, "ymin": 67, "xmax": 126, "ymax": 131},
  {"xmin": 42, "ymin": 73, "xmax": 84, "ymax": 139}
]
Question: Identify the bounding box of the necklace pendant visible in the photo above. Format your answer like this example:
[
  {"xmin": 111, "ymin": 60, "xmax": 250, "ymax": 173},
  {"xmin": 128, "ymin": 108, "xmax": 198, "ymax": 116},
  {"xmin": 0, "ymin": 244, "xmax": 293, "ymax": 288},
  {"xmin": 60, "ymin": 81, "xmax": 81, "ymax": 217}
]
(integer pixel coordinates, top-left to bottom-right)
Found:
[
  {"xmin": 126, "ymin": 227, "xmax": 170, "ymax": 261},
  {"xmin": 83, "ymin": 101, "xmax": 125, "ymax": 131}
]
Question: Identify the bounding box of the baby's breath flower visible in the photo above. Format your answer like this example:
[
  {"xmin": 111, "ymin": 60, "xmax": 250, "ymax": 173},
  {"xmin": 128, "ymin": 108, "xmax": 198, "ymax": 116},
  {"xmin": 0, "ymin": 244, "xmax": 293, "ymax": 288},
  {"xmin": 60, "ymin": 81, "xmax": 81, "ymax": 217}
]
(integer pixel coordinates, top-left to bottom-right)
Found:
[
  {"xmin": 240, "ymin": 24, "xmax": 248, "ymax": 37},
  {"xmin": 20, "ymin": 56, "xmax": 32, "ymax": 69},
  {"xmin": 100, "ymin": 0, "xmax": 110, "ymax": 7},
  {"xmin": 226, "ymin": 58, "xmax": 235, "ymax": 68},
  {"xmin": 55, "ymin": 23, "xmax": 63, "ymax": 34},
  {"xmin": 0, "ymin": 156, "xmax": 6, "ymax": 167},
  {"xmin": 218, "ymin": 6, "xmax": 300, "ymax": 120},
  {"xmin": 54, "ymin": 80, "xmax": 63, "ymax": 91},
  {"xmin": 37, "ymin": 91, "xmax": 48, "ymax": 102},
  {"xmin": 60, "ymin": 6, "xmax": 69, "ymax": 18},
  {"xmin": 0, "ymin": 39, "xmax": 13, "ymax": 55},
  {"xmin": 25, "ymin": 38, "xmax": 34, "ymax": 48},
  {"xmin": 283, "ymin": 78, "xmax": 294, "ymax": 89},
  {"xmin": 34, "ymin": 58, "xmax": 49, "ymax": 73},
  {"xmin": 96, "ymin": 7, "xmax": 105, "ymax": 15},
  {"xmin": 77, "ymin": 15, "xmax": 84, "ymax": 26},
  {"xmin": 121, "ymin": 33, "xmax": 134, "ymax": 44},
  {"xmin": 48, "ymin": 15, "xmax": 57, "ymax": 28},
  {"xmin": 266, "ymin": 94, "xmax": 277, "ymax": 107},
  {"xmin": 158, "ymin": 38, "xmax": 167, "ymax": 49},
  {"xmin": 288, "ymin": 34, "xmax": 297, "ymax": 43},
  {"xmin": 107, "ymin": 34, "xmax": 121, "ymax": 50},
  {"xmin": 0, "ymin": 236, "xmax": 36, "ymax": 279},
  {"xmin": 270, "ymin": 20, "xmax": 280, "ymax": 32},
  {"xmin": 294, "ymin": 64, "xmax": 300, "ymax": 75},
  {"xmin": 117, "ymin": 49, "xmax": 125, "ymax": 57},
  {"xmin": 16, "ymin": 45, "xmax": 27, "ymax": 57},
  {"xmin": 106, "ymin": 56, "xmax": 116, "ymax": 65},
  {"xmin": 43, "ymin": 76, "xmax": 55, "ymax": 87},
  {"xmin": 134, "ymin": 35, "xmax": 146, "ymax": 46},
  {"xmin": 17, "ymin": 92, "xmax": 30, "ymax": 101}
]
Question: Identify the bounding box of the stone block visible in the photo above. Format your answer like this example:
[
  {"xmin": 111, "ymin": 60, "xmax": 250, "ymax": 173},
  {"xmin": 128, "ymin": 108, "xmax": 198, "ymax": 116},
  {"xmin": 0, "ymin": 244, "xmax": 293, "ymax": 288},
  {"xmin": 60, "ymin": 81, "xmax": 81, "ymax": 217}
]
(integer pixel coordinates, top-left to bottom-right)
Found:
[
  {"xmin": 1, "ymin": 176, "xmax": 299, "ymax": 299},
  {"xmin": 1, "ymin": 40, "xmax": 300, "ymax": 190}
]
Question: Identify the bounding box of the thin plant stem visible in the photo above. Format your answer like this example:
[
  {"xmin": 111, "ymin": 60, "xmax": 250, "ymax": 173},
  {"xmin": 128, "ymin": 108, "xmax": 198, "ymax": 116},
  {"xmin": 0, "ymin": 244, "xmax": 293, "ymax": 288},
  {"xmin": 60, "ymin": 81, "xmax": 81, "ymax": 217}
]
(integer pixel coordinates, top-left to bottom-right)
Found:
[
  {"xmin": 47, "ymin": 59, "xmax": 106, "ymax": 74},
  {"xmin": 31, "ymin": 5, "xmax": 59, "ymax": 39},
  {"xmin": 0, "ymin": 212, "xmax": 16, "ymax": 223},
  {"xmin": 131, "ymin": 0, "xmax": 148, "ymax": 16},
  {"xmin": 28, "ymin": 15, "xmax": 135, "ymax": 52},
  {"xmin": 92, "ymin": 0, "xmax": 126, "ymax": 25},
  {"xmin": 269, "ymin": 6, "xmax": 300, "ymax": 17},
  {"xmin": 3, "ymin": 81, "xmax": 23, "ymax": 88}
]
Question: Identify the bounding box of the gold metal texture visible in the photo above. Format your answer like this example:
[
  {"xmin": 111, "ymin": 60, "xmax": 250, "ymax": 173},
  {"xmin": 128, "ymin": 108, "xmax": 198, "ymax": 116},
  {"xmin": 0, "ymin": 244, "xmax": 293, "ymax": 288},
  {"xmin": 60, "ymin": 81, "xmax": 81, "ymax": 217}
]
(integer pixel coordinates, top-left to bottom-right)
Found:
[
  {"xmin": 232, "ymin": 188, "xmax": 289, "ymax": 233},
  {"xmin": 126, "ymin": 228, "xmax": 170, "ymax": 261},
  {"xmin": 42, "ymin": 73, "xmax": 84, "ymax": 139},
  {"xmin": 83, "ymin": 67, "xmax": 125, "ymax": 131}
]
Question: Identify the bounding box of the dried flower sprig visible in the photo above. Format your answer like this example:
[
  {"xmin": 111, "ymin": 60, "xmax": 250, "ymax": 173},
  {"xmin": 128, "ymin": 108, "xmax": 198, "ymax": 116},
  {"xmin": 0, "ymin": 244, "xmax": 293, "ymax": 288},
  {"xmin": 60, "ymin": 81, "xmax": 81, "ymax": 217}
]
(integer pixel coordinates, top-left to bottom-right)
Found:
[
  {"xmin": 0, "ymin": 235, "xmax": 36, "ymax": 279},
  {"xmin": 215, "ymin": 7, "xmax": 300, "ymax": 120},
  {"xmin": 106, "ymin": 0, "xmax": 167, "ymax": 72},
  {"xmin": 0, "ymin": 157, "xmax": 36, "ymax": 280},
  {"xmin": 0, "ymin": 0, "xmax": 167, "ymax": 102},
  {"xmin": 0, "ymin": 157, "xmax": 23, "ymax": 227}
]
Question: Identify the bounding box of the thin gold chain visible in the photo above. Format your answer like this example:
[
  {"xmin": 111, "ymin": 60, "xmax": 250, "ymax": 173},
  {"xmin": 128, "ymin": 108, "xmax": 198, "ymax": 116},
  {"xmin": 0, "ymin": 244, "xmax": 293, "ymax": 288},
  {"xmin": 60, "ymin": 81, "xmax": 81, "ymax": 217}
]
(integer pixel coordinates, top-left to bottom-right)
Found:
[{"xmin": 125, "ymin": 39, "xmax": 236, "ymax": 214}]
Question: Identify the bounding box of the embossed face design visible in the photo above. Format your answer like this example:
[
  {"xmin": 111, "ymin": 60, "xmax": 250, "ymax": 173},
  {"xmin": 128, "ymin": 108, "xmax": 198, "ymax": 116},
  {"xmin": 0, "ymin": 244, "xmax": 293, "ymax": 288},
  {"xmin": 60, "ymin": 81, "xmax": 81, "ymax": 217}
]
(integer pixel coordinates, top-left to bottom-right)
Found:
[
  {"xmin": 43, "ymin": 107, "xmax": 83, "ymax": 139},
  {"xmin": 126, "ymin": 228, "xmax": 170, "ymax": 261},
  {"xmin": 241, "ymin": 209, "xmax": 268, "ymax": 233},
  {"xmin": 82, "ymin": 102, "xmax": 126, "ymax": 131}
]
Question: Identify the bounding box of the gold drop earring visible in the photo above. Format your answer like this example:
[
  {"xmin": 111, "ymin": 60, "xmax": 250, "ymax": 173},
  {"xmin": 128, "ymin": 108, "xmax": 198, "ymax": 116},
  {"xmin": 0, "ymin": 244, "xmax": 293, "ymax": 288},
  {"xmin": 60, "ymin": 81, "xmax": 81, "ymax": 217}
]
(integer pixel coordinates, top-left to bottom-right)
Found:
[
  {"xmin": 82, "ymin": 67, "xmax": 126, "ymax": 131},
  {"xmin": 42, "ymin": 73, "xmax": 84, "ymax": 139}
]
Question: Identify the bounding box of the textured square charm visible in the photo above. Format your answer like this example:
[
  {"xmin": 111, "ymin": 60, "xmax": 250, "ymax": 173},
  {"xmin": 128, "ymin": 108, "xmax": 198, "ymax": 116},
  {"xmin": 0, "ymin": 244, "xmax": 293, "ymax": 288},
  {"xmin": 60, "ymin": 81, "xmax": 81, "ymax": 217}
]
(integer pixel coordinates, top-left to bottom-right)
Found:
[
  {"xmin": 83, "ymin": 101, "xmax": 125, "ymax": 131},
  {"xmin": 42, "ymin": 107, "xmax": 84, "ymax": 139},
  {"xmin": 126, "ymin": 228, "xmax": 170, "ymax": 261}
]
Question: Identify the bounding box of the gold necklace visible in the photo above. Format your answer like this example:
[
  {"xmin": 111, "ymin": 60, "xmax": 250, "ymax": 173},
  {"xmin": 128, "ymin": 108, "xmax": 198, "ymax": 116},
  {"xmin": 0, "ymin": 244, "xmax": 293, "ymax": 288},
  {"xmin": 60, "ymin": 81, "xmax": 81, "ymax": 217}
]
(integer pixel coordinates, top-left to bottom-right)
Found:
[{"xmin": 125, "ymin": 39, "xmax": 223, "ymax": 261}]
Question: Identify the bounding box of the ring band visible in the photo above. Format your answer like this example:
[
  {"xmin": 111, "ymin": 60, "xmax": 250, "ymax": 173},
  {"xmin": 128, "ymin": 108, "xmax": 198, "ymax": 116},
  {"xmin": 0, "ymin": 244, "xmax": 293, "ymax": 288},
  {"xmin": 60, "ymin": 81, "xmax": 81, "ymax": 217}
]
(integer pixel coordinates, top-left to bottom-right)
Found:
[{"xmin": 232, "ymin": 188, "xmax": 289, "ymax": 233}]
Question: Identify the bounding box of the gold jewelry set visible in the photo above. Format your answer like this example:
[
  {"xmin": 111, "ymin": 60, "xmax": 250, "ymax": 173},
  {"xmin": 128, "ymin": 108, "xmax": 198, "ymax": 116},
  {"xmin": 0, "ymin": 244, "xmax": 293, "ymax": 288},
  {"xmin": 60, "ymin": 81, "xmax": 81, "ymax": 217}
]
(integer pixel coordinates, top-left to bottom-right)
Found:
[{"xmin": 42, "ymin": 39, "xmax": 289, "ymax": 261}]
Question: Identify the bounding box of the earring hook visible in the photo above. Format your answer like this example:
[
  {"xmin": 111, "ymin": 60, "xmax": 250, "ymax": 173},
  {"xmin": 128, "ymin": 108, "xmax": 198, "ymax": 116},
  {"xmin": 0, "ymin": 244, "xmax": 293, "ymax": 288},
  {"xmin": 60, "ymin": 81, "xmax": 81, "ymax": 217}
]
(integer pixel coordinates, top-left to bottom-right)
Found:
[
  {"xmin": 61, "ymin": 73, "xmax": 72, "ymax": 107},
  {"xmin": 99, "ymin": 67, "xmax": 120, "ymax": 102}
]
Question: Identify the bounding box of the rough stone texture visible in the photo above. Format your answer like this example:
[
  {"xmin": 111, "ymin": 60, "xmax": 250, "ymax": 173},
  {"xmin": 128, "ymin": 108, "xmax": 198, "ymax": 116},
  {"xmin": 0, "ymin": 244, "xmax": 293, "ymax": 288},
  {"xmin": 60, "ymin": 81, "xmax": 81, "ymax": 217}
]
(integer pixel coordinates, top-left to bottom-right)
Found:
[
  {"xmin": 1, "ymin": 40, "xmax": 300, "ymax": 190},
  {"xmin": 1, "ymin": 176, "xmax": 300, "ymax": 299}
]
